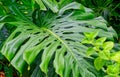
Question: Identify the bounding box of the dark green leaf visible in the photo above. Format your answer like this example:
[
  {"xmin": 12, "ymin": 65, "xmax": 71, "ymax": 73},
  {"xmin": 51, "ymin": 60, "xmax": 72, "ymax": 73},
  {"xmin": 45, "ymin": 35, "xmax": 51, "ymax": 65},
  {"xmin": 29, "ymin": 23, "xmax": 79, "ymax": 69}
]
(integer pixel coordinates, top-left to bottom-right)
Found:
[{"xmin": 4, "ymin": 65, "xmax": 13, "ymax": 77}]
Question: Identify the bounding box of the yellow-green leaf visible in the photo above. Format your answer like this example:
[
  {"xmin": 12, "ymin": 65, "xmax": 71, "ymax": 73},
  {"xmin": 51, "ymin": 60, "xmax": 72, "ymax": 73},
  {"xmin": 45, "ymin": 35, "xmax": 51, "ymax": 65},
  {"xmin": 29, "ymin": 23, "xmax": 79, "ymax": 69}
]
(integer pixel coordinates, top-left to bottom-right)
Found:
[{"xmin": 94, "ymin": 57, "xmax": 106, "ymax": 70}]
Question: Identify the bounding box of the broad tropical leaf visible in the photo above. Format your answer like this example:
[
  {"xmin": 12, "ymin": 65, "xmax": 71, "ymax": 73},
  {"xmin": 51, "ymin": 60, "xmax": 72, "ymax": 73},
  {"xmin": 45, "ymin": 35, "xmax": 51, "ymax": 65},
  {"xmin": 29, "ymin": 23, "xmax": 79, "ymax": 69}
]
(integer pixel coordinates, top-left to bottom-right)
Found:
[{"xmin": 0, "ymin": 1, "xmax": 117, "ymax": 77}]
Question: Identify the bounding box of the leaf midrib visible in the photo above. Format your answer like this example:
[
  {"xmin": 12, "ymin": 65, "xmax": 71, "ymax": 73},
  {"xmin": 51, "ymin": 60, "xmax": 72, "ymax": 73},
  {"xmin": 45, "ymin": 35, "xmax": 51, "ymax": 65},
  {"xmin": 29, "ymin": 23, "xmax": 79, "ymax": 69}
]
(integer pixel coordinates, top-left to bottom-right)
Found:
[{"xmin": 42, "ymin": 27, "xmax": 78, "ymax": 61}]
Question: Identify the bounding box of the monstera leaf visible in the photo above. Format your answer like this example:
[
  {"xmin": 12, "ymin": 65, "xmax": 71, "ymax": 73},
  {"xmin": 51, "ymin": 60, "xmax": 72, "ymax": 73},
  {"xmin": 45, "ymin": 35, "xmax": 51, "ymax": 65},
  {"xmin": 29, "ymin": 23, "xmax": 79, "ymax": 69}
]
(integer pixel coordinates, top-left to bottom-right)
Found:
[{"xmin": 0, "ymin": 1, "xmax": 117, "ymax": 77}]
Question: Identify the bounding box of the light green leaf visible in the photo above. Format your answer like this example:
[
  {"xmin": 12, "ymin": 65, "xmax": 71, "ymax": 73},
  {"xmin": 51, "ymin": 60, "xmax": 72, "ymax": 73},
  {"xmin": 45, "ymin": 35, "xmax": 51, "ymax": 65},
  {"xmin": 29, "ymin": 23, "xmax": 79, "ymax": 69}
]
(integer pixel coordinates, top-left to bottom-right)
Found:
[
  {"xmin": 95, "ymin": 37, "xmax": 106, "ymax": 46},
  {"xmin": 84, "ymin": 30, "xmax": 99, "ymax": 40},
  {"xmin": 103, "ymin": 41, "xmax": 114, "ymax": 50},
  {"xmin": 86, "ymin": 47, "xmax": 96, "ymax": 56},
  {"xmin": 82, "ymin": 37, "xmax": 93, "ymax": 44},
  {"xmin": 104, "ymin": 74, "xmax": 120, "ymax": 77},
  {"xmin": 111, "ymin": 51, "xmax": 120, "ymax": 63},
  {"xmin": 107, "ymin": 63, "xmax": 120, "ymax": 75},
  {"xmin": 99, "ymin": 50, "xmax": 110, "ymax": 60},
  {"xmin": 94, "ymin": 57, "xmax": 106, "ymax": 70}
]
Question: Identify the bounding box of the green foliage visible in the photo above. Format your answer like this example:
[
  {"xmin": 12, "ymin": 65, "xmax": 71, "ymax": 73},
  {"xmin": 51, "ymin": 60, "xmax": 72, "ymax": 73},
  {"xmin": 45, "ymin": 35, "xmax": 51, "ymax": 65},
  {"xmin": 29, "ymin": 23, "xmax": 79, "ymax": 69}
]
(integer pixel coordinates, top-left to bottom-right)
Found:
[
  {"xmin": 111, "ymin": 51, "xmax": 120, "ymax": 63},
  {"xmin": 107, "ymin": 63, "xmax": 120, "ymax": 76},
  {"xmin": 0, "ymin": 0, "xmax": 118, "ymax": 77},
  {"xmin": 94, "ymin": 57, "xmax": 106, "ymax": 71},
  {"xmin": 0, "ymin": 53, "xmax": 18, "ymax": 77},
  {"xmin": 82, "ymin": 31, "xmax": 120, "ymax": 76},
  {"xmin": 78, "ymin": 0, "xmax": 120, "ymax": 41}
]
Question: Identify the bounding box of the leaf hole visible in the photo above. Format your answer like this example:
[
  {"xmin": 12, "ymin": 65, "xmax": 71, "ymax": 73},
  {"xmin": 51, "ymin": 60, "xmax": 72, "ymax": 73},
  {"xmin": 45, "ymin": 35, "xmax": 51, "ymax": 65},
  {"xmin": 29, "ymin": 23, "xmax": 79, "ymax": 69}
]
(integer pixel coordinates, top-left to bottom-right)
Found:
[
  {"xmin": 59, "ymin": 21, "xmax": 67, "ymax": 23},
  {"xmin": 13, "ymin": 32, "xmax": 21, "ymax": 39},
  {"xmin": 46, "ymin": 43, "xmax": 51, "ymax": 47},
  {"xmin": 64, "ymin": 26, "xmax": 73, "ymax": 29},
  {"xmin": 14, "ymin": 37, "xmax": 30, "ymax": 59},
  {"xmin": 35, "ymin": 41, "xmax": 41, "ymax": 46},
  {"xmin": 20, "ymin": 37, "xmax": 30, "ymax": 46},
  {"xmin": 65, "ymin": 39, "xmax": 75, "ymax": 42},
  {"xmin": 55, "ymin": 28, "xmax": 59, "ymax": 30},
  {"xmin": 64, "ymin": 51, "xmax": 67, "ymax": 56},
  {"xmin": 34, "ymin": 32, "xmax": 40, "ymax": 34},
  {"xmin": 55, "ymin": 31, "xmax": 58, "ymax": 33},
  {"xmin": 63, "ymin": 32, "xmax": 74, "ymax": 34},
  {"xmin": 27, "ymin": 29, "xmax": 33, "ymax": 30},
  {"xmin": 54, "ymin": 40, "xmax": 57, "ymax": 41},
  {"xmin": 39, "ymin": 36, "xmax": 49, "ymax": 42},
  {"xmin": 50, "ymin": 25, "xmax": 55, "ymax": 28},
  {"xmin": 57, "ymin": 46, "xmax": 62, "ymax": 49},
  {"xmin": 56, "ymin": 0, "xmax": 60, "ymax": 2},
  {"xmin": 79, "ymin": 32, "xmax": 83, "ymax": 34},
  {"xmin": 56, "ymin": 16, "xmax": 61, "ymax": 19}
]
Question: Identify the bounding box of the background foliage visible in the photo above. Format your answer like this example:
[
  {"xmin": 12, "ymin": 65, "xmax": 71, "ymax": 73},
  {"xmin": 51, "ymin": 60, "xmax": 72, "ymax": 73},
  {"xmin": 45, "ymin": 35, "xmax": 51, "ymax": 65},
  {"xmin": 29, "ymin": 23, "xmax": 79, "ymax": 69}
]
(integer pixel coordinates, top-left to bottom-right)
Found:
[{"xmin": 77, "ymin": 0, "xmax": 120, "ymax": 41}]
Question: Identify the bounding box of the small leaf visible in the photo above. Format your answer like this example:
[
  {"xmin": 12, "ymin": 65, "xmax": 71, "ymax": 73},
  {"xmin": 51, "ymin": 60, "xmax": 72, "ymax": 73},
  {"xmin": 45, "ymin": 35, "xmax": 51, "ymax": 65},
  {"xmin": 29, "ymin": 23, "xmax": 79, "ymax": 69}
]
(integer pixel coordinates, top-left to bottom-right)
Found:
[
  {"xmin": 103, "ymin": 42, "xmax": 114, "ymax": 50},
  {"xmin": 99, "ymin": 50, "xmax": 110, "ymax": 60},
  {"xmin": 91, "ymin": 30, "xmax": 99, "ymax": 39},
  {"xmin": 93, "ymin": 46, "xmax": 100, "ymax": 51},
  {"xmin": 107, "ymin": 63, "xmax": 120, "ymax": 75},
  {"xmin": 84, "ymin": 32, "xmax": 91, "ymax": 38},
  {"xmin": 84, "ymin": 30, "xmax": 99, "ymax": 40},
  {"xmin": 94, "ymin": 37, "xmax": 106, "ymax": 46},
  {"xmin": 82, "ymin": 37, "xmax": 93, "ymax": 44},
  {"xmin": 94, "ymin": 57, "xmax": 106, "ymax": 70},
  {"xmin": 86, "ymin": 47, "xmax": 96, "ymax": 56},
  {"xmin": 111, "ymin": 51, "xmax": 120, "ymax": 63}
]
